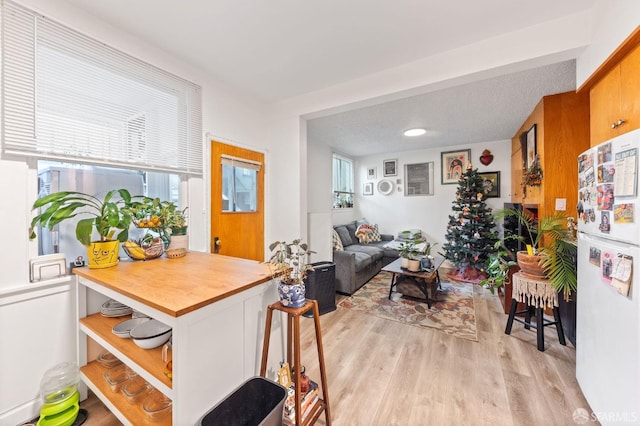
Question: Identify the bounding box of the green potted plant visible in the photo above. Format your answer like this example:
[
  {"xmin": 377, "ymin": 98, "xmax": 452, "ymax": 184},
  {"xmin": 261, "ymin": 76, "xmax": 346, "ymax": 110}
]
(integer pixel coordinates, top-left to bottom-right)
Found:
[
  {"xmin": 420, "ymin": 242, "xmax": 439, "ymax": 269},
  {"xmin": 30, "ymin": 189, "xmax": 134, "ymax": 269},
  {"xmin": 397, "ymin": 240, "xmax": 417, "ymax": 269},
  {"xmin": 479, "ymin": 242, "xmax": 518, "ymax": 294},
  {"xmin": 268, "ymin": 239, "xmax": 315, "ymax": 308},
  {"xmin": 494, "ymin": 208, "xmax": 577, "ymax": 298},
  {"xmin": 163, "ymin": 206, "xmax": 188, "ymax": 236},
  {"xmin": 164, "ymin": 206, "xmax": 189, "ymax": 252}
]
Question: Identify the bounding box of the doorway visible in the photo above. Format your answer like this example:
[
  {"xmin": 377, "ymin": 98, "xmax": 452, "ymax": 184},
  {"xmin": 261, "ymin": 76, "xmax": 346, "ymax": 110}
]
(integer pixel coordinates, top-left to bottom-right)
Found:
[{"xmin": 210, "ymin": 140, "xmax": 265, "ymax": 261}]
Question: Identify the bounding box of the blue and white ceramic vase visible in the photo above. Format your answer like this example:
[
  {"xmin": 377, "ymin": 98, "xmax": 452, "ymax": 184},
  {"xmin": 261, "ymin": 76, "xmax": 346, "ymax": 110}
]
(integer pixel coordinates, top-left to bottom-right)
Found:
[{"xmin": 278, "ymin": 282, "xmax": 306, "ymax": 308}]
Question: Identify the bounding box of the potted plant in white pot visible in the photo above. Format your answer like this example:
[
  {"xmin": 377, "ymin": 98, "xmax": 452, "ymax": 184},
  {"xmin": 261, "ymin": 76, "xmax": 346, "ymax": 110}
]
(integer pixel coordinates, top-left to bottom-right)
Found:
[
  {"xmin": 30, "ymin": 189, "xmax": 134, "ymax": 268},
  {"xmin": 398, "ymin": 240, "xmax": 417, "ymax": 269},
  {"xmin": 164, "ymin": 206, "xmax": 188, "ymax": 251},
  {"xmin": 268, "ymin": 239, "xmax": 314, "ymax": 308}
]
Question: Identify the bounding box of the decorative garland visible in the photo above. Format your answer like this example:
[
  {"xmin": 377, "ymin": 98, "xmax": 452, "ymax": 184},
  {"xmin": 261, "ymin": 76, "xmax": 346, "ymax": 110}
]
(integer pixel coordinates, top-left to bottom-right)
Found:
[{"xmin": 522, "ymin": 155, "xmax": 543, "ymax": 187}]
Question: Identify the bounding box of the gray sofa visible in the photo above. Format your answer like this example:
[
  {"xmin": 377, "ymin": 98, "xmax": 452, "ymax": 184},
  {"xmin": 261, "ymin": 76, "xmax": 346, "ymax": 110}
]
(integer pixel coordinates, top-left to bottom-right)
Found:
[{"xmin": 333, "ymin": 220, "xmax": 399, "ymax": 295}]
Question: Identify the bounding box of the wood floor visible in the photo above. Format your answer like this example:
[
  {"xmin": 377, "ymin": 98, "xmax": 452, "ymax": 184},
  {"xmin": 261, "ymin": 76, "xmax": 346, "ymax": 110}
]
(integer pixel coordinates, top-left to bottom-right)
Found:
[{"xmin": 81, "ymin": 283, "xmax": 594, "ymax": 426}]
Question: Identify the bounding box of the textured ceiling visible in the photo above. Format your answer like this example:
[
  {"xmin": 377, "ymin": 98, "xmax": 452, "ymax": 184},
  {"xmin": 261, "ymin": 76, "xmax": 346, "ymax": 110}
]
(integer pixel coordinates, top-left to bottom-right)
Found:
[{"xmin": 307, "ymin": 60, "xmax": 577, "ymax": 157}]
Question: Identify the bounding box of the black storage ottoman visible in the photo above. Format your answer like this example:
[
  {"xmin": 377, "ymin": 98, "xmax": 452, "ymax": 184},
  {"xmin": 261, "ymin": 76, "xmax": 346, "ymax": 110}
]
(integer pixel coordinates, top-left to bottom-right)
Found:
[
  {"xmin": 304, "ymin": 261, "xmax": 337, "ymax": 316},
  {"xmin": 197, "ymin": 376, "xmax": 287, "ymax": 426}
]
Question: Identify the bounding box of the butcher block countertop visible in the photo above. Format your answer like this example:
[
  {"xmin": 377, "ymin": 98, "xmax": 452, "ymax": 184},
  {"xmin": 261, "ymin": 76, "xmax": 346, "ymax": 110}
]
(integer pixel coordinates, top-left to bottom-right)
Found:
[{"xmin": 73, "ymin": 251, "xmax": 274, "ymax": 317}]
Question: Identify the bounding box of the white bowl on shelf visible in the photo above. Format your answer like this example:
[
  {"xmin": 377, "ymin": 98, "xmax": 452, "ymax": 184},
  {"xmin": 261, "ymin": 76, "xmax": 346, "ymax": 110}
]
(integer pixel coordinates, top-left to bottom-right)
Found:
[
  {"xmin": 112, "ymin": 317, "xmax": 151, "ymax": 338},
  {"xmin": 130, "ymin": 319, "xmax": 172, "ymax": 349}
]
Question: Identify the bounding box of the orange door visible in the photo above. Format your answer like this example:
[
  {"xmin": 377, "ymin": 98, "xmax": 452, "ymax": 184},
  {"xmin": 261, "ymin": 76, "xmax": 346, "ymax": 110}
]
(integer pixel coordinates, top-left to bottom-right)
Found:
[{"xmin": 210, "ymin": 140, "xmax": 264, "ymax": 261}]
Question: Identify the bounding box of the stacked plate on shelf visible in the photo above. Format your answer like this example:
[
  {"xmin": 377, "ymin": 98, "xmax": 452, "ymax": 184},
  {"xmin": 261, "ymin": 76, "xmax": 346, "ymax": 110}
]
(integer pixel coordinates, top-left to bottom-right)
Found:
[{"xmin": 100, "ymin": 300, "xmax": 133, "ymax": 317}]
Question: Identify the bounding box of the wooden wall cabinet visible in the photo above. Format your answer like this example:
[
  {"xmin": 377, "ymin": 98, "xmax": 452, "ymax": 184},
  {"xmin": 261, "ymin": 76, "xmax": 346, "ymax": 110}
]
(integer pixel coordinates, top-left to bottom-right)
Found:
[
  {"xmin": 510, "ymin": 138, "xmax": 524, "ymax": 201},
  {"xmin": 510, "ymin": 91, "xmax": 590, "ymax": 220},
  {"xmin": 590, "ymin": 43, "xmax": 640, "ymax": 146}
]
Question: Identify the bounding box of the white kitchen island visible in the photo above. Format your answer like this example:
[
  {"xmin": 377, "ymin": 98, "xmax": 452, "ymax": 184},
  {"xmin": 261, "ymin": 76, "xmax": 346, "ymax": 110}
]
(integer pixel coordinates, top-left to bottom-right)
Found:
[{"xmin": 74, "ymin": 251, "xmax": 285, "ymax": 425}]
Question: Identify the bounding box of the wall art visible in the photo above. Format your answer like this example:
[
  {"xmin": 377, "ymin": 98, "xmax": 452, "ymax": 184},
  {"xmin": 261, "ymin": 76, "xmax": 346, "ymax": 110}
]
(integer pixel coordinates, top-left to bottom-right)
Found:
[
  {"xmin": 405, "ymin": 162, "xmax": 434, "ymax": 196},
  {"xmin": 478, "ymin": 171, "xmax": 501, "ymax": 198},
  {"xmin": 383, "ymin": 159, "xmax": 397, "ymax": 176},
  {"xmin": 441, "ymin": 149, "xmax": 470, "ymax": 184}
]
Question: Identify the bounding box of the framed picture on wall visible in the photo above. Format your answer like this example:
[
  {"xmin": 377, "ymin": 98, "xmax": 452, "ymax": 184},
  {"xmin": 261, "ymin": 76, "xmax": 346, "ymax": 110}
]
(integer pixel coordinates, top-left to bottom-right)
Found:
[
  {"xmin": 367, "ymin": 167, "xmax": 377, "ymax": 180},
  {"xmin": 404, "ymin": 162, "xmax": 434, "ymax": 196},
  {"xmin": 478, "ymin": 171, "xmax": 501, "ymax": 198},
  {"xmin": 441, "ymin": 149, "xmax": 470, "ymax": 184},
  {"xmin": 526, "ymin": 124, "xmax": 537, "ymax": 168},
  {"xmin": 383, "ymin": 159, "xmax": 397, "ymax": 176},
  {"xmin": 363, "ymin": 182, "xmax": 373, "ymax": 195}
]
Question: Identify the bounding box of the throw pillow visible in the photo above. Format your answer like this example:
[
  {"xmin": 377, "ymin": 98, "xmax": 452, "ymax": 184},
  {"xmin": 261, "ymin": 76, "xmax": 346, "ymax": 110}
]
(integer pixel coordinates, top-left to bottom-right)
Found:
[
  {"xmin": 369, "ymin": 224, "xmax": 382, "ymax": 242},
  {"xmin": 356, "ymin": 223, "xmax": 379, "ymax": 244},
  {"xmin": 355, "ymin": 227, "xmax": 371, "ymax": 244},
  {"xmin": 334, "ymin": 225, "xmax": 353, "ymax": 247},
  {"xmin": 332, "ymin": 229, "xmax": 344, "ymax": 251}
]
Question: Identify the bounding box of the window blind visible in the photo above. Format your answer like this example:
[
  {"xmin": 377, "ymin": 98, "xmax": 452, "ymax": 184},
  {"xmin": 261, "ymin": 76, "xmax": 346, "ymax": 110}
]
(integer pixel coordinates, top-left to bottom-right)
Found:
[
  {"xmin": 221, "ymin": 154, "xmax": 262, "ymax": 172},
  {"xmin": 1, "ymin": 0, "xmax": 203, "ymax": 175}
]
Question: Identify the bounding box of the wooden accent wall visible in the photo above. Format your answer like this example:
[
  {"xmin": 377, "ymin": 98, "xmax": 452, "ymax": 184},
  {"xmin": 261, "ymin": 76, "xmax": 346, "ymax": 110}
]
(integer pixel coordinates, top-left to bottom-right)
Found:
[{"xmin": 511, "ymin": 91, "xmax": 590, "ymax": 221}]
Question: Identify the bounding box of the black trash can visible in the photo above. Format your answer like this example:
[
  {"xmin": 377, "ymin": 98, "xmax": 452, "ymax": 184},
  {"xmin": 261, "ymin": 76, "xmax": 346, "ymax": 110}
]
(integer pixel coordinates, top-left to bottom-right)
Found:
[
  {"xmin": 304, "ymin": 261, "xmax": 336, "ymax": 317},
  {"xmin": 198, "ymin": 376, "xmax": 287, "ymax": 426}
]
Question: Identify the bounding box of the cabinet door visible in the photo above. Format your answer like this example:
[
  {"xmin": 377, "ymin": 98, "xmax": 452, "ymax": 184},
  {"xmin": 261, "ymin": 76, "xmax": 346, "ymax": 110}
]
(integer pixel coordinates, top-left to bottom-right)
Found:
[
  {"xmin": 620, "ymin": 43, "xmax": 640, "ymax": 136},
  {"xmin": 590, "ymin": 66, "xmax": 621, "ymax": 146}
]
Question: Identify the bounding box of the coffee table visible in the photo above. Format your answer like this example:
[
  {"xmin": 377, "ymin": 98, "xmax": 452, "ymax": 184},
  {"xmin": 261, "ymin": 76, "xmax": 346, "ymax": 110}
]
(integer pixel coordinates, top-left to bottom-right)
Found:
[{"xmin": 382, "ymin": 256, "xmax": 445, "ymax": 308}]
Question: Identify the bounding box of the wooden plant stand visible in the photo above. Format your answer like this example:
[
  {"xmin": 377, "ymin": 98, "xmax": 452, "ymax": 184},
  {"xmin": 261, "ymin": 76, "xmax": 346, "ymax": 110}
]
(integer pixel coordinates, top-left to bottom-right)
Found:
[{"xmin": 260, "ymin": 300, "xmax": 331, "ymax": 425}]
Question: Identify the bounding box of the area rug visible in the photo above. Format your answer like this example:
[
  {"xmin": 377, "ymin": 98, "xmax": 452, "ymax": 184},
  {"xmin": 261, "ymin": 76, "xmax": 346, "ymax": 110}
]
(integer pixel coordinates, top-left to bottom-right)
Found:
[{"xmin": 337, "ymin": 271, "xmax": 478, "ymax": 341}]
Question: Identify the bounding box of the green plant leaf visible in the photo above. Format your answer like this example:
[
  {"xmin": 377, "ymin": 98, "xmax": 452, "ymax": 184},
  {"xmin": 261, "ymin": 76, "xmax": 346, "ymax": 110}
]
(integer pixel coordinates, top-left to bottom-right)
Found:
[{"xmin": 76, "ymin": 218, "xmax": 95, "ymax": 246}]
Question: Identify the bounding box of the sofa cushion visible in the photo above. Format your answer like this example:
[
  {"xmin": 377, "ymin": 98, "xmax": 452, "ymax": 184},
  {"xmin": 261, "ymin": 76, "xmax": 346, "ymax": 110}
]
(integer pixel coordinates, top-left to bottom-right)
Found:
[
  {"xmin": 349, "ymin": 250, "xmax": 374, "ymax": 270},
  {"xmin": 344, "ymin": 244, "xmax": 383, "ymax": 262},
  {"xmin": 334, "ymin": 225, "xmax": 353, "ymax": 247},
  {"xmin": 332, "ymin": 229, "xmax": 344, "ymax": 251},
  {"xmin": 346, "ymin": 223, "xmax": 358, "ymax": 243}
]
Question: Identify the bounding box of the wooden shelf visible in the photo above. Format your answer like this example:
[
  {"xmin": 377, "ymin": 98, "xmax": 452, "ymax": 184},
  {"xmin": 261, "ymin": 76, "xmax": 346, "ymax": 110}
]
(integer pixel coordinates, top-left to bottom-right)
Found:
[
  {"xmin": 80, "ymin": 313, "xmax": 172, "ymax": 390},
  {"xmin": 81, "ymin": 361, "xmax": 171, "ymax": 426}
]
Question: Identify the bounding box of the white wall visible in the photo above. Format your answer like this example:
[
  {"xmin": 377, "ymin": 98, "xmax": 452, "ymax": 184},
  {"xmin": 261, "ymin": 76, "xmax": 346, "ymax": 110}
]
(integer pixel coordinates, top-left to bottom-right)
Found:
[
  {"xmin": 0, "ymin": 1, "xmax": 274, "ymax": 423},
  {"xmin": 353, "ymin": 140, "xmax": 511, "ymax": 247}
]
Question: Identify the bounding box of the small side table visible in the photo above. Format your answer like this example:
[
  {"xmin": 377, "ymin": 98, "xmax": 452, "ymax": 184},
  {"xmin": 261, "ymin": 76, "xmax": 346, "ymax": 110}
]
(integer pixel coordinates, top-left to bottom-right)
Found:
[
  {"xmin": 260, "ymin": 299, "xmax": 331, "ymax": 425},
  {"xmin": 505, "ymin": 272, "xmax": 566, "ymax": 352}
]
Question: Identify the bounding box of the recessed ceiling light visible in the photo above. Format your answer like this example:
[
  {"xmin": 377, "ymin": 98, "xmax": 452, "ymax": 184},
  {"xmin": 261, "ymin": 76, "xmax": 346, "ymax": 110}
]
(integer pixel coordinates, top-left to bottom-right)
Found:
[{"xmin": 403, "ymin": 128, "xmax": 426, "ymax": 137}]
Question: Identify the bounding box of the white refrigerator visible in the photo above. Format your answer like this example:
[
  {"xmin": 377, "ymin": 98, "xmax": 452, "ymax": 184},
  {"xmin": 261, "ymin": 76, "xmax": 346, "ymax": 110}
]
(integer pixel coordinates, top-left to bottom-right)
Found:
[{"xmin": 576, "ymin": 129, "xmax": 640, "ymax": 422}]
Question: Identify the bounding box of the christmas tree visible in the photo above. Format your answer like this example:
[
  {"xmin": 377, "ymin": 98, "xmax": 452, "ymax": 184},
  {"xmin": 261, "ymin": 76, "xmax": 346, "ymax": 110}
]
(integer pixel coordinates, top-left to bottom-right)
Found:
[{"xmin": 442, "ymin": 163, "xmax": 499, "ymax": 283}]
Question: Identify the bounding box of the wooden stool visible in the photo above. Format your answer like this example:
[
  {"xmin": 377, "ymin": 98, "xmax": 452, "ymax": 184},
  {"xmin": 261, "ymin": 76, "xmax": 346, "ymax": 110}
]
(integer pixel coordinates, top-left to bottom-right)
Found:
[
  {"xmin": 260, "ymin": 299, "xmax": 331, "ymax": 425},
  {"xmin": 505, "ymin": 272, "xmax": 566, "ymax": 352}
]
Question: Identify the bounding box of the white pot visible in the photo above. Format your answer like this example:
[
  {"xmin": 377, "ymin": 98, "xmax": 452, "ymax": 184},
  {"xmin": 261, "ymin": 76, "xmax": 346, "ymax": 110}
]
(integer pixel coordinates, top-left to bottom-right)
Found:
[
  {"xmin": 168, "ymin": 235, "xmax": 189, "ymax": 251},
  {"xmin": 407, "ymin": 259, "xmax": 421, "ymax": 272},
  {"xmin": 401, "ymin": 257, "xmax": 410, "ymax": 269}
]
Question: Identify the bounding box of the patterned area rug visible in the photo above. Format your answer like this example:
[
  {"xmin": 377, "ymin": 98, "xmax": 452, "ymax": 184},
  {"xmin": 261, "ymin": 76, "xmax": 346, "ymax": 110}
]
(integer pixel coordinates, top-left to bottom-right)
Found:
[{"xmin": 337, "ymin": 270, "xmax": 478, "ymax": 341}]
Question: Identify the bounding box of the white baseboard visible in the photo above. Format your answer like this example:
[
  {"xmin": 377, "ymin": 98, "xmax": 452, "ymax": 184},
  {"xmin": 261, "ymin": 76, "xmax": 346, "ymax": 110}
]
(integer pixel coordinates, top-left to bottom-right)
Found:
[{"xmin": 1, "ymin": 399, "xmax": 39, "ymax": 426}]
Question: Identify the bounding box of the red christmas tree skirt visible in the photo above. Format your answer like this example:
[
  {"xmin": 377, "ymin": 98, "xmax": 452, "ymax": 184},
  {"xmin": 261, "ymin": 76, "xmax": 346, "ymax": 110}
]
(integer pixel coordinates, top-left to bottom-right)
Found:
[{"xmin": 447, "ymin": 266, "xmax": 487, "ymax": 284}]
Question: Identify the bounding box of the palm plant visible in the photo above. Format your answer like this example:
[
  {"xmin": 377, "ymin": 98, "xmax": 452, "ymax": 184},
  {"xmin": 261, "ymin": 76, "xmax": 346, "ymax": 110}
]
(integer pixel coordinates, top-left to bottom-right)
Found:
[{"xmin": 493, "ymin": 208, "xmax": 577, "ymax": 299}]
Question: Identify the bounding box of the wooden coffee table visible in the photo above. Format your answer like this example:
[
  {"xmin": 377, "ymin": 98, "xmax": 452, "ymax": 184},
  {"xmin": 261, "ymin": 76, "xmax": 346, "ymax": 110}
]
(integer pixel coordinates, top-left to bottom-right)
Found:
[{"xmin": 382, "ymin": 256, "xmax": 445, "ymax": 308}]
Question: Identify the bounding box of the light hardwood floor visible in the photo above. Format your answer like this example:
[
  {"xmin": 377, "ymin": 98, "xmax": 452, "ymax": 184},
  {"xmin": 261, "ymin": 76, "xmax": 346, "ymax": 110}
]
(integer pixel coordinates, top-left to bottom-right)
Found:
[{"xmin": 81, "ymin": 283, "xmax": 593, "ymax": 426}]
